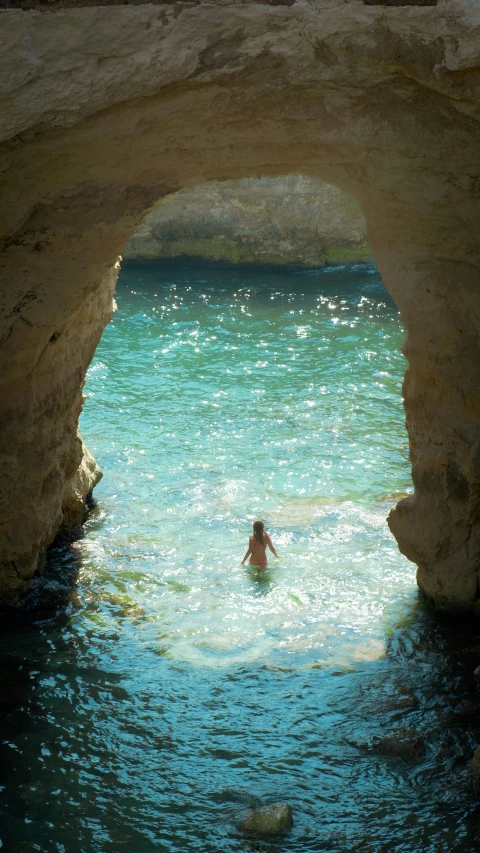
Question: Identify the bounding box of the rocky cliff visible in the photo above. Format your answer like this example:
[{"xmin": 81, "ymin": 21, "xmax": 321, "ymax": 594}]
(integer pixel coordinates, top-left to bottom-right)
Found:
[
  {"xmin": 123, "ymin": 177, "xmax": 372, "ymax": 267},
  {"xmin": 1, "ymin": 0, "xmax": 480, "ymax": 612}
]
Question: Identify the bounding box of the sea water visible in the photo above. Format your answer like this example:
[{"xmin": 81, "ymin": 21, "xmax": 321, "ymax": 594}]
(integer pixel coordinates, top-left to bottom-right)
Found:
[{"xmin": 1, "ymin": 262, "xmax": 479, "ymax": 852}]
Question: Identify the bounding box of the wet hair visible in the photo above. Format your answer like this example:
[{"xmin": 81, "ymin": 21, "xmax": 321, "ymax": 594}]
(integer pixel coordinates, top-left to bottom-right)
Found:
[{"xmin": 253, "ymin": 519, "xmax": 265, "ymax": 544}]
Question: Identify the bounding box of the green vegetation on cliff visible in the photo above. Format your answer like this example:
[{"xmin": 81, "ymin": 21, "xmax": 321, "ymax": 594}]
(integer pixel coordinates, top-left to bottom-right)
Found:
[{"xmin": 124, "ymin": 176, "xmax": 372, "ymax": 268}]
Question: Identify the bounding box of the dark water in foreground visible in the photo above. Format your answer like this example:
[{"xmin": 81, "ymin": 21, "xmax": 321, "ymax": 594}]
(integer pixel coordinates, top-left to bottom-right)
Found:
[{"xmin": 1, "ymin": 262, "xmax": 479, "ymax": 852}]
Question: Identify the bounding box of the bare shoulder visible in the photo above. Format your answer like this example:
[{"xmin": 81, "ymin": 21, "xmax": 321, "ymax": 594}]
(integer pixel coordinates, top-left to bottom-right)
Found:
[{"xmin": 265, "ymin": 532, "xmax": 272, "ymax": 543}]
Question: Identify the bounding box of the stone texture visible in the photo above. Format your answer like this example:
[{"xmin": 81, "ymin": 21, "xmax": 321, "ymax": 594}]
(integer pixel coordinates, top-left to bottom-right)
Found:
[
  {"xmin": 123, "ymin": 176, "xmax": 371, "ymax": 267},
  {"xmin": 237, "ymin": 802, "xmax": 293, "ymax": 838},
  {"xmin": 468, "ymin": 747, "xmax": 480, "ymax": 776},
  {"xmin": 0, "ymin": 0, "xmax": 480, "ymax": 608},
  {"xmin": 62, "ymin": 432, "xmax": 103, "ymax": 529},
  {"xmin": 372, "ymin": 730, "xmax": 426, "ymax": 762}
]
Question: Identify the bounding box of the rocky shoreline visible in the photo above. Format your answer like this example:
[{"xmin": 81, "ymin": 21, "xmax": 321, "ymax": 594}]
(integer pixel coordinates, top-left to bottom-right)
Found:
[{"xmin": 123, "ymin": 177, "xmax": 372, "ymax": 268}]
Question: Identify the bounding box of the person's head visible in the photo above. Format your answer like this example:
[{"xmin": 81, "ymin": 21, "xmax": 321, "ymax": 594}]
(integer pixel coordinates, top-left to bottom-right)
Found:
[{"xmin": 253, "ymin": 518, "xmax": 265, "ymax": 543}]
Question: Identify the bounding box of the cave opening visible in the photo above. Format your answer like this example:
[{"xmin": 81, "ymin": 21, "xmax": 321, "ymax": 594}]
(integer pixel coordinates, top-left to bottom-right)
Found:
[
  {"xmin": 6, "ymin": 173, "xmax": 419, "ymax": 677},
  {"xmin": 1, "ymin": 0, "xmax": 479, "ymax": 621},
  {"xmin": 2, "ymin": 0, "xmax": 480, "ymax": 845}
]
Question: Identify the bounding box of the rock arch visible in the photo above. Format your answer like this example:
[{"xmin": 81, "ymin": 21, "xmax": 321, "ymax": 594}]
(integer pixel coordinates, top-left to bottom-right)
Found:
[{"xmin": 0, "ymin": 0, "xmax": 479, "ymax": 610}]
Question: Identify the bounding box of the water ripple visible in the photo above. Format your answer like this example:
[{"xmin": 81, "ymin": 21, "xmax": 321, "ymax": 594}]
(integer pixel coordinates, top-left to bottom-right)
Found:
[{"xmin": 1, "ymin": 263, "xmax": 479, "ymax": 852}]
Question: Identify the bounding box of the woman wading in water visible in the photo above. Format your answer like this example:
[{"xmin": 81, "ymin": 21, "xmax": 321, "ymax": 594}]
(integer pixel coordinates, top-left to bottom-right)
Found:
[{"xmin": 241, "ymin": 519, "xmax": 279, "ymax": 570}]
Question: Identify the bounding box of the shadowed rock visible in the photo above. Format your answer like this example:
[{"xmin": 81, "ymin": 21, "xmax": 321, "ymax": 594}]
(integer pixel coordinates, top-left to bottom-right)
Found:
[
  {"xmin": 468, "ymin": 747, "xmax": 480, "ymax": 777},
  {"xmin": 372, "ymin": 729, "xmax": 426, "ymax": 762}
]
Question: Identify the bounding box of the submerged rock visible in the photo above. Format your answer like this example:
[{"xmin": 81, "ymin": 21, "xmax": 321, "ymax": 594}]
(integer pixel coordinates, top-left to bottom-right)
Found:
[
  {"xmin": 100, "ymin": 591, "xmax": 145, "ymax": 619},
  {"xmin": 384, "ymin": 687, "xmax": 418, "ymax": 711},
  {"xmin": 372, "ymin": 729, "xmax": 425, "ymax": 763},
  {"xmin": 237, "ymin": 802, "xmax": 293, "ymax": 838}
]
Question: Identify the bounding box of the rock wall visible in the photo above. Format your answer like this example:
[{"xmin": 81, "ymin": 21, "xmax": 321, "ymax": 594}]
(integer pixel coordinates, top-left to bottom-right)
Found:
[
  {"xmin": 0, "ymin": 0, "xmax": 480, "ymax": 612},
  {"xmin": 123, "ymin": 176, "xmax": 372, "ymax": 267}
]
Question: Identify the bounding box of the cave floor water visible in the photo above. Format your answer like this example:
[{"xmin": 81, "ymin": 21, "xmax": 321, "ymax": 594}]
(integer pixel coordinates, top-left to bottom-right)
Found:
[{"xmin": 1, "ymin": 261, "xmax": 480, "ymax": 852}]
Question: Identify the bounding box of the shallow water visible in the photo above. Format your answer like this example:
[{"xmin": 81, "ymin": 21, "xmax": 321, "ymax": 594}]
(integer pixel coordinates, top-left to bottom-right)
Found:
[{"xmin": 1, "ymin": 262, "xmax": 480, "ymax": 852}]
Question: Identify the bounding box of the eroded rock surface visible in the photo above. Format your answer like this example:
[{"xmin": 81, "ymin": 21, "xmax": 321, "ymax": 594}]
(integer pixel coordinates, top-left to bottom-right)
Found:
[
  {"xmin": 237, "ymin": 802, "xmax": 293, "ymax": 838},
  {"xmin": 0, "ymin": 0, "xmax": 480, "ymax": 607},
  {"xmin": 62, "ymin": 432, "xmax": 103, "ymax": 529},
  {"xmin": 124, "ymin": 176, "xmax": 371, "ymax": 266}
]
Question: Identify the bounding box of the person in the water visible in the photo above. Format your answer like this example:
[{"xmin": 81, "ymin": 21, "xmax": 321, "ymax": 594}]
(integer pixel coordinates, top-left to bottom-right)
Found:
[{"xmin": 241, "ymin": 518, "xmax": 279, "ymax": 569}]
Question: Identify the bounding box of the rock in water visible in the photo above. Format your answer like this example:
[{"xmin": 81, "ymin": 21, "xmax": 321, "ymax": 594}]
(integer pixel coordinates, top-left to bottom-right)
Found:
[
  {"xmin": 372, "ymin": 730, "xmax": 425, "ymax": 762},
  {"xmin": 123, "ymin": 177, "xmax": 370, "ymax": 268},
  {"xmin": 469, "ymin": 747, "xmax": 480, "ymax": 777},
  {"xmin": 238, "ymin": 802, "xmax": 293, "ymax": 838}
]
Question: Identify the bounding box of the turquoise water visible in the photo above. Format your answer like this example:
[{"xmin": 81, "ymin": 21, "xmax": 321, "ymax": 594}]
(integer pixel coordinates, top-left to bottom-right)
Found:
[{"xmin": 1, "ymin": 262, "xmax": 479, "ymax": 852}]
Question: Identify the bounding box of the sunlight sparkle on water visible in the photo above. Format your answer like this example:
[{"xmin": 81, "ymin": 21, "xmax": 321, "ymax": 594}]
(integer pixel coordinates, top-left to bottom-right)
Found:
[
  {"xmin": 79, "ymin": 263, "xmax": 415, "ymax": 670},
  {"xmin": 3, "ymin": 264, "xmax": 479, "ymax": 853}
]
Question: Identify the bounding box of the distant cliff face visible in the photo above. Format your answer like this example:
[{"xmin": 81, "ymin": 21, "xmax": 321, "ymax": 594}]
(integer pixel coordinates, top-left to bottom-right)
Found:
[{"xmin": 123, "ymin": 177, "xmax": 372, "ymax": 267}]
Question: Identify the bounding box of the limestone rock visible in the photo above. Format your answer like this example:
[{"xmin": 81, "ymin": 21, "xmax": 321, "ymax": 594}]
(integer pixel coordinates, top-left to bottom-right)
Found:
[
  {"xmin": 62, "ymin": 432, "xmax": 102, "ymax": 529},
  {"xmin": 237, "ymin": 802, "xmax": 293, "ymax": 838},
  {"xmin": 123, "ymin": 177, "xmax": 371, "ymax": 267}
]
